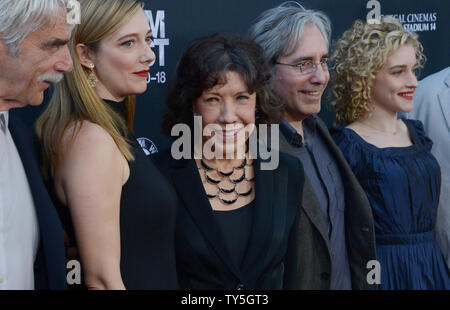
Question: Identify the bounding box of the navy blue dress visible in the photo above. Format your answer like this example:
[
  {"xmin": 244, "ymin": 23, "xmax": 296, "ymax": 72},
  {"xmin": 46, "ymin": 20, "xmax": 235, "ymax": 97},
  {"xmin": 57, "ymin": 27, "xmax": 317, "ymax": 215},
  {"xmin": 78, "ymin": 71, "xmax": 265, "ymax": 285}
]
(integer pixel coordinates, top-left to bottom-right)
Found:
[{"xmin": 331, "ymin": 118, "xmax": 450, "ymax": 290}]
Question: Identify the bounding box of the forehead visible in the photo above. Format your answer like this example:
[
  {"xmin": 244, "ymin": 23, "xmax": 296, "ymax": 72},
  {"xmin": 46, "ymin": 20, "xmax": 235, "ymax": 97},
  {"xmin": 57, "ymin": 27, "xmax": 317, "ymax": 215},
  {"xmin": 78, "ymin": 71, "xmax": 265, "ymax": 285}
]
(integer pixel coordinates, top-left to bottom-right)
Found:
[
  {"xmin": 204, "ymin": 71, "xmax": 249, "ymax": 93},
  {"xmin": 384, "ymin": 44, "xmax": 417, "ymax": 66},
  {"xmin": 25, "ymin": 6, "xmax": 72, "ymax": 47},
  {"xmin": 108, "ymin": 8, "xmax": 151, "ymax": 39},
  {"xmin": 288, "ymin": 25, "xmax": 328, "ymax": 59}
]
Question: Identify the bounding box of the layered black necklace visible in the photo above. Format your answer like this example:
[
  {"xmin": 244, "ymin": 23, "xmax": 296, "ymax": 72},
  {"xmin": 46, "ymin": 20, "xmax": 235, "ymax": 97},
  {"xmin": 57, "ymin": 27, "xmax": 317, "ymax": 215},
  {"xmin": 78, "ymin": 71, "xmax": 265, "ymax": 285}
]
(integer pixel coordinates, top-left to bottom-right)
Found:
[{"xmin": 199, "ymin": 157, "xmax": 254, "ymax": 205}]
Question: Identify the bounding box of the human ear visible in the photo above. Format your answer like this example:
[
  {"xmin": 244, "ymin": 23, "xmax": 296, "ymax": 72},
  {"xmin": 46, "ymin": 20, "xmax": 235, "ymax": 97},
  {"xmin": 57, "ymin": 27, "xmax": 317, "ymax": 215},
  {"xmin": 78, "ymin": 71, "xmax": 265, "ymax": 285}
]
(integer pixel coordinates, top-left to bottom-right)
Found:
[{"xmin": 75, "ymin": 43, "xmax": 95, "ymax": 69}]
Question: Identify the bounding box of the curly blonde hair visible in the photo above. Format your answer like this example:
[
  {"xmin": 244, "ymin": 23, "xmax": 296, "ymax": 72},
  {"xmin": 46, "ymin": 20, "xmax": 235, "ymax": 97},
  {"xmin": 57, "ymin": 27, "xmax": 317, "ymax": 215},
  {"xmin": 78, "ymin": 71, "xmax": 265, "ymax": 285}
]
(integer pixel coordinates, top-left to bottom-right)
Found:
[{"xmin": 329, "ymin": 17, "xmax": 425, "ymax": 124}]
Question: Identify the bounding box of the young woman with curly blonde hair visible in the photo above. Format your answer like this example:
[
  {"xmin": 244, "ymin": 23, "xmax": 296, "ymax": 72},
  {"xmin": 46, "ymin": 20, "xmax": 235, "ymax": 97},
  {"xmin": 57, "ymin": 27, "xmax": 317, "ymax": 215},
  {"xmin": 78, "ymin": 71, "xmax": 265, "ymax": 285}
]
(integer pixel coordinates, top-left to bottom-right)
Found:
[{"xmin": 330, "ymin": 17, "xmax": 449, "ymax": 290}]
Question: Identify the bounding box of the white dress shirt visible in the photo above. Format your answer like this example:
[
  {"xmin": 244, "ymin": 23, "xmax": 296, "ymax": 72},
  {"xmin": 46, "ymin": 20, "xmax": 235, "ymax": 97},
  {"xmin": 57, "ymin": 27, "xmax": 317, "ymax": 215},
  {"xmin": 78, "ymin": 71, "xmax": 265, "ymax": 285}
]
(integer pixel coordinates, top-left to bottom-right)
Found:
[{"xmin": 0, "ymin": 111, "xmax": 39, "ymax": 289}]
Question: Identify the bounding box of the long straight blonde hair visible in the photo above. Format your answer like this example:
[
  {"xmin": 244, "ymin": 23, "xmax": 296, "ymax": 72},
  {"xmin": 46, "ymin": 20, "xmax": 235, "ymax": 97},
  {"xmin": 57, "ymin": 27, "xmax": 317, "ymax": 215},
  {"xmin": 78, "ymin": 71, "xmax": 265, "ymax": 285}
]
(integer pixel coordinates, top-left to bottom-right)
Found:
[{"xmin": 37, "ymin": 0, "xmax": 144, "ymax": 178}]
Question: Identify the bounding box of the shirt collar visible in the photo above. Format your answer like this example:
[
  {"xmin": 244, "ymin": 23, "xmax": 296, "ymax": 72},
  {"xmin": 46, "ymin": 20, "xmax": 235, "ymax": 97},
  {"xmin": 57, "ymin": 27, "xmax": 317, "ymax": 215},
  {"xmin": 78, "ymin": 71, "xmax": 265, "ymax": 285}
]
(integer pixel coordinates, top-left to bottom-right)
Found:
[
  {"xmin": 0, "ymin": 111, "xmax": 8, "ymax": 134},
  {"xmin": 280, "ymin": 115, "xmax": 319, "ymax": 148},
  {"xmin": 303, "ymin": 115, "xmax": 318, "ymax": 143},
  {"xmin": 280, "ymin": 120, "xmax": 304, "ymax": 147}
]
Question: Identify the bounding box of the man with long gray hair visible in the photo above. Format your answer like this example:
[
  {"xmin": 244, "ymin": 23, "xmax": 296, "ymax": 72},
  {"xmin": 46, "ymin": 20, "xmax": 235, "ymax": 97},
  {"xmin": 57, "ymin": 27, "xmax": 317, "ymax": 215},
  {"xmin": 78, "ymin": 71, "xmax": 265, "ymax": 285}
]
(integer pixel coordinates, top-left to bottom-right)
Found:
[
  {"xmin": 0, "ymin": 0, "xmax": 73, "ymax": 289},
  {"xmin": 250, "ymin": 1, "xmax": 377, "ymax": 289}
]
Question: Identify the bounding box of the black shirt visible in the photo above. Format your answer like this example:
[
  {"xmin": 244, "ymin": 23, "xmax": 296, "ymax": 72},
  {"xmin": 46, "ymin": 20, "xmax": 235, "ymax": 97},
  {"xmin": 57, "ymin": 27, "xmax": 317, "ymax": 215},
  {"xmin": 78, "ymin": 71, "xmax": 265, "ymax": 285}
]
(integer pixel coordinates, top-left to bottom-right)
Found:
[{"xmin": 213, "ymin": 200, "xmax": 255, "ymax": 269}]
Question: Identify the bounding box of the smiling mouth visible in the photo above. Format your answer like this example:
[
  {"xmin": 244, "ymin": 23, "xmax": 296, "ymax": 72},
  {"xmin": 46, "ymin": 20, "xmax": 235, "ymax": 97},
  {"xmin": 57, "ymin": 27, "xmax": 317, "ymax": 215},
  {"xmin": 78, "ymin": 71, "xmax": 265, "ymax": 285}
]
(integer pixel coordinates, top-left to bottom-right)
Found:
[
  {"xmin": 215, "ymin": 128, "xmax": 244, "ymax": 142},
  {"xmin": 398, "ymin": 91, "xmax": 414, "ymax": 100},
  {"xmin": 300, "ymin": 90, "xmax": 321, "ymax": 97}
]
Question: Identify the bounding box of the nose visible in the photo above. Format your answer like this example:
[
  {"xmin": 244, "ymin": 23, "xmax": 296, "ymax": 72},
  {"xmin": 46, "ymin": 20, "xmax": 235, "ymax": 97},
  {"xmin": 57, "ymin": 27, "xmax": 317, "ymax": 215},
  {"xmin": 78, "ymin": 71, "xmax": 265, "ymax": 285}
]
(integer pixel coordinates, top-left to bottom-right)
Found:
[
  {"xmin": 54, "ymin": 45, "xmax": 73, "ymax": 73},
  {"xmin": 142, "ymin": 42, "xmax": 156, "ymax": 64},
  {"xmin": 310, "ymin": 64, "xmax": 328, "ymax": 84},
  {"xmin": 407, "ymin": 70, "xmax": 418, "ymax": 89},
  {"xmin": 219, "ymin": 100, "xmax": 238, "ymax": 124}
]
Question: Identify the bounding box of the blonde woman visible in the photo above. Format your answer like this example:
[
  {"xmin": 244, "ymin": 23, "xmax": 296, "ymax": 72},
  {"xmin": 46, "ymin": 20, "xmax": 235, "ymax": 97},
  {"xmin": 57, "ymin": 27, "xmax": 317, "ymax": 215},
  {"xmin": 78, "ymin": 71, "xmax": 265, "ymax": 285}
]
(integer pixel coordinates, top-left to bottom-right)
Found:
[
  {"xmin": 36, "ymin": 0, "xmax": 178, "ymax": 290},
  {"xmin": 330, "ymin": 17, "xmax": 449, "ymax": 289}
]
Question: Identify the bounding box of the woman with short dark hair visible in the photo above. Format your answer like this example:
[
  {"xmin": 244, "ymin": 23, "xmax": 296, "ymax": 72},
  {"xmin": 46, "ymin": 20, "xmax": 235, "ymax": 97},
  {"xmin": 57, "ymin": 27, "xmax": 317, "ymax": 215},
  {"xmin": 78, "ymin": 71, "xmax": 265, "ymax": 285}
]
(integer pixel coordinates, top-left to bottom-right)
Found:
[{"xmin": 154, "ymin": 33, "xmax": 304, "ymax": 289}]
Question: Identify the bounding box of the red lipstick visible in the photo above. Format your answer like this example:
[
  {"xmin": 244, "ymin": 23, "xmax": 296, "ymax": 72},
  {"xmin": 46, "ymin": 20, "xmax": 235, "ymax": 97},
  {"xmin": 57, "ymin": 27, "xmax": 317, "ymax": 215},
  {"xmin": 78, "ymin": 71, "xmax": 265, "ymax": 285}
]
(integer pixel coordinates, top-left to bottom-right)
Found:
[
  {"xmin": 133, "ymin": 70, "xmax": 149, "ymax": 77},
  {"xmin": 398, "ymin": 91, "xmax": 415, "ymax": 101}
]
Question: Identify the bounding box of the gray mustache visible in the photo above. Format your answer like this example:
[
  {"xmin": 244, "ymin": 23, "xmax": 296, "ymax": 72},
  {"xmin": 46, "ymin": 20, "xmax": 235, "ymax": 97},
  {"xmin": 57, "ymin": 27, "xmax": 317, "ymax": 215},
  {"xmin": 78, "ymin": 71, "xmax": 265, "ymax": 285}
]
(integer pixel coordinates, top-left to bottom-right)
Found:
[{"xmin": 37, "ymin": 73, "xmax": 64, "ymax": 84}]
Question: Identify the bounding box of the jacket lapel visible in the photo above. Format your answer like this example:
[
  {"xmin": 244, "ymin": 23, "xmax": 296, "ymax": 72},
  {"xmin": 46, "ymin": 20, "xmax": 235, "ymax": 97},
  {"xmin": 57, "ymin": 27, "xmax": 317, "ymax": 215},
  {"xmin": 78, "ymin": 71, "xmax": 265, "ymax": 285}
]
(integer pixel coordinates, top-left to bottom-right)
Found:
[
  {"xmin": 278, "ymin": 126, "xmax": 331, "ymax": 250},
  {"xmin": 278, "ymin": 131, "xmax": 297, "ymax": 158},
  {"xmin": 168, "ymin": 154, "xmax": 283, "ymax": 283},
  {"xmin": 167, "ymin": 157, "xmax": 244, "ymax": 280},
  {"xmin": 8, "ymin": 114, "xmax": 66, "ymax": 289},
  {"xmin": 240, "ymin": 156, "xmax": 275, "ymax": 274}
]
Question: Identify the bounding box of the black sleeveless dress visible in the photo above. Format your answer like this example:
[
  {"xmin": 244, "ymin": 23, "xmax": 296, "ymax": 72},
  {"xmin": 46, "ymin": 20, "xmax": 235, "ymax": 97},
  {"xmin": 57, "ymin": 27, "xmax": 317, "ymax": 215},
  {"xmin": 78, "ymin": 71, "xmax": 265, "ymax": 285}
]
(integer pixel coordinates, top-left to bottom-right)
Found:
[{"xmin": 50, "ymin": 99, "xmax": 178, "ymax": 289}]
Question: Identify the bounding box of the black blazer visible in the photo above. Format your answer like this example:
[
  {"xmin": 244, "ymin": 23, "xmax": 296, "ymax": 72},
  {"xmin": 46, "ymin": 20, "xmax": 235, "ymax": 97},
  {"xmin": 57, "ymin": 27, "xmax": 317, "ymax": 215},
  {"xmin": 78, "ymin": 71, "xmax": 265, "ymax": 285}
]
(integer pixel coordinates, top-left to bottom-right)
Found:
[
  {"xmin": 153, "ymin": 149, "xmax": 304, "ymax": 290},
  {"xmin": 8, "ymin": 111, "xmax": 67, "ymax": 290}
]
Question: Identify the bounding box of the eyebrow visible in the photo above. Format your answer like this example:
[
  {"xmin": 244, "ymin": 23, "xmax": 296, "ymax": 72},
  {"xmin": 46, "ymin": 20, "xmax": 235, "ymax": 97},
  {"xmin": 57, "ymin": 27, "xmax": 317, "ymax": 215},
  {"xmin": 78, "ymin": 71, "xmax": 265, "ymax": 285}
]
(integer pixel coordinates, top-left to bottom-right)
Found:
[
  {"xmin": 41, "ymin": 38, "xmax": 70, "ymax": 49},
  {"xmin": 205, "ymin": 90, "xmax": 251, "ymax": 96},
  {"xmin": 388, "ymin": 65, "xmax": 410, "ymax": 70},
  {"xmin": 236, "ymin": 91, "xmax": 251, "ymax": 95},
  {"xmin": 291, "ymin": 54, "xmax": 329, "ymax": 63},
  {"xmin": 117, "ymin": 30, "xmax": 152, "ymax": 41}
]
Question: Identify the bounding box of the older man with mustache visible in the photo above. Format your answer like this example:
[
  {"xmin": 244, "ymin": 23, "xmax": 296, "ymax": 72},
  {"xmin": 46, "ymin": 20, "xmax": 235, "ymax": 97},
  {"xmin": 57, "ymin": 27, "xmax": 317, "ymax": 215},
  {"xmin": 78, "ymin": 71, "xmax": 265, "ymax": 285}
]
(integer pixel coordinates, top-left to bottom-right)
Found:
[{"xmin": 0, "ymin": 0, "xmax": 73, "ymax": 289}]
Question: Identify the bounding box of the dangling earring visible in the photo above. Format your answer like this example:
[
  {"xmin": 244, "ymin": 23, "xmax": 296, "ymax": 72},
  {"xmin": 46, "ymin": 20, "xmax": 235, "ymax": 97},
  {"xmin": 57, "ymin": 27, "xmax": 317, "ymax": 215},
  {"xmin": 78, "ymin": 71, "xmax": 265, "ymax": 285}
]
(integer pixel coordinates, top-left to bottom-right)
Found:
[{"xmin": 87, "ymin": 63, "xmax": 98, "ymax": 88}]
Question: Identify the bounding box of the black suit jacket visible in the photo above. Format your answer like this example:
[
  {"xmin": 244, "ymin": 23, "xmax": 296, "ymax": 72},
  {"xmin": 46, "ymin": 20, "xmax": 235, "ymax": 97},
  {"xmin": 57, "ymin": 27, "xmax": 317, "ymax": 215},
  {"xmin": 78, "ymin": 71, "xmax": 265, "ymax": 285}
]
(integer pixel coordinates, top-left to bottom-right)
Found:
[
  {"xmin": 153, "ymin": 149, "xmax": 304, "ymax": 290},
  {"xmin": 8, "ymin": 111, "xmax": 67, "ymax": 290},
  {"xmin": 276, "ymin": 117, "xmax": 377, "ymax": 289}
]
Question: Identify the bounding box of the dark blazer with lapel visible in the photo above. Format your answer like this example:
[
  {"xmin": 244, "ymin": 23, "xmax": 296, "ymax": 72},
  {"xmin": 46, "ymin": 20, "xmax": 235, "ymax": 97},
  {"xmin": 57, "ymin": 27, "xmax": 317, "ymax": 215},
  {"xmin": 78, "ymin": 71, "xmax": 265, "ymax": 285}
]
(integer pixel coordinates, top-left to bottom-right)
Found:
[
  {"xmin": 153, "ymin": 149, "xmax": 304, "ymax": 290},
  {"xmin": 8, "ymin": 111, "xmax": 67, "ymax": 290},
  {"xmin": 277, "ymin": 117, "xmax": 377, "ymax": 290}
]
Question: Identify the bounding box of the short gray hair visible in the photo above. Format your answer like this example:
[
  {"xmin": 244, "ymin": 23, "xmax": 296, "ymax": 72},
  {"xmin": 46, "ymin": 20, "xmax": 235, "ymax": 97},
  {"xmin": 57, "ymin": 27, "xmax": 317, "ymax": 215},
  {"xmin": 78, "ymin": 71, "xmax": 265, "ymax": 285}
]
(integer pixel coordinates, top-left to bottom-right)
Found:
[
  {"xmin": 249, "ymin": 1, "xmax": 331, "ymax": 65},
  {"xmin": 0, "ymin": 0, "xmax": 67, "ymax": 56}
]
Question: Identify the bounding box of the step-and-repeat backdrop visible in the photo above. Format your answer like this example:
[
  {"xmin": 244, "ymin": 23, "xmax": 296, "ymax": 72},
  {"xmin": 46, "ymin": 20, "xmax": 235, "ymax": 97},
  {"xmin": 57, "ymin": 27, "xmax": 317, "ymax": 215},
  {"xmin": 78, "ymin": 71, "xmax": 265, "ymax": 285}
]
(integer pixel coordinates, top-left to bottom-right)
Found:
[{"xmin": 16, "ymin": 0, "xmax": 450, "ymax": 154}]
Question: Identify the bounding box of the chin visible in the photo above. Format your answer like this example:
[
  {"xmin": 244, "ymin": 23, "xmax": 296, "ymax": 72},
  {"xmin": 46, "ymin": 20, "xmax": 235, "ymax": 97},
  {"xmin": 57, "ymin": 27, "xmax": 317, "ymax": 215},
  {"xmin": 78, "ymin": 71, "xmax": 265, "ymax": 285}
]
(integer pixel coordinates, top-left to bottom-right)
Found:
[
  {"xmin": 299, "ymin": 105, "xmax": 321, "ymax": 117},
  {"xmin": 400, "ymin": 106, "xmax": 414, "ymax": 113},
  {"xmin": 134, "ymin": 85, "xmax": 148, "ymax": 95},
  {"xmin": 126, "ymin": 83, "xmax": 147, "ymax": 95},
  {"xmin": 312, "ymin": 105, "xmax": 322, "ymax": 114},
  {"xmin": 397, "ymin": 102, "xmax": 414, "ymax": 113}
]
